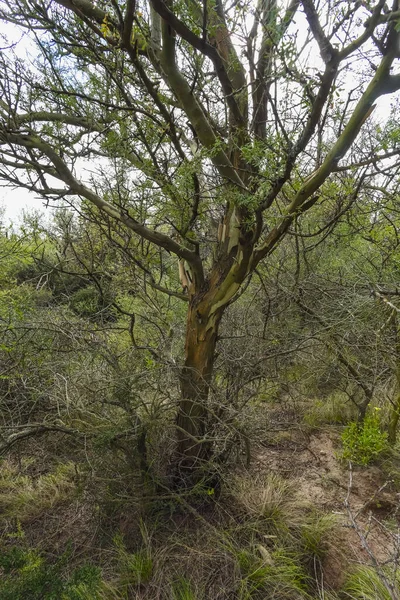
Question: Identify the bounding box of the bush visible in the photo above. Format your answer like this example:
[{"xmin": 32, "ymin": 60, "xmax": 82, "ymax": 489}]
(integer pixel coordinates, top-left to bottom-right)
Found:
[{"xmin": 341, "ymin": 411, "xmax": 389, "ymax": 466}]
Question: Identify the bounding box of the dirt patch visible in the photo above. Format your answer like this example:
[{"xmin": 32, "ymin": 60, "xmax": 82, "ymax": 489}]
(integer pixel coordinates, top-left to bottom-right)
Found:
[{"xmin": 252, "ymin": 429, "xmax": 400, "ymax": 590}]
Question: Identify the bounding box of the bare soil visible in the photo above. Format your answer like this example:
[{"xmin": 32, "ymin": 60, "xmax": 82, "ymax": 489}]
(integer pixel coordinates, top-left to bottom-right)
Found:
[{"xmin": 253, "ymin": 427, "xmax": 400, "ymax": 589}]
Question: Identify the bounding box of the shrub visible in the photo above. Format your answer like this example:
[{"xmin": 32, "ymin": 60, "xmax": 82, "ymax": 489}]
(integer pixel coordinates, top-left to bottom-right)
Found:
[{"xmin": 341, "ymin": 411, "xmax": 389, "ymax": 466}]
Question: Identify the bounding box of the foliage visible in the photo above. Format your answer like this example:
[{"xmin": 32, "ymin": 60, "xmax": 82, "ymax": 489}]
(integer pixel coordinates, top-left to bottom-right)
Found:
[
  {"xmin": 1, "ymin": 0, "xmax": 400, "ymax": 472},
  {"xmin": 303, "ymin": 394, "xmax": 358, "ymax": 428},
  {"xmin": 1, "ymin": 0, "xmax": 400, "ymax": 594},
  {"xmin": 341, "ymin": 411, "xmax": 389, "ymax": 466},
  {"xmin": 0, "ymin": 544, "xmax": 103, "ymax": 600},
  {"xmin": 69, "ymin": 285, "xmax": 117, "ymax": 322}
]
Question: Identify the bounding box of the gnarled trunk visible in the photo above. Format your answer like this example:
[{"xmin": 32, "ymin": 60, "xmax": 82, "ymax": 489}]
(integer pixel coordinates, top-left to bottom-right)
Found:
[
  {"xmin": 176, "ymin": 299, "xmax": 224, "ymax": 476},
  {"xmin": 388, "ymin": 394, "xmax": 400, "ymax": 446},
  {"xmin": 175, "ymin": 207, "xmax": 254, "ymax": 480}
]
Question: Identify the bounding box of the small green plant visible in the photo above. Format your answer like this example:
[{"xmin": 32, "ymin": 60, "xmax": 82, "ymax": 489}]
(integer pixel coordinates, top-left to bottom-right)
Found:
[
  {"xmin": 65, "ymin": 565, "xmax": 105, "ymax": 600},
  {"xmin": 341, "ymin": 410, "xmax": 389, "ymax": 465},
  {"xmin": 122, "ymin": 549, "xmax": 153, "ymax": 586},
  {"xmin": 114, "ymin": 532, "xmax": 153, "ymax": 589}
]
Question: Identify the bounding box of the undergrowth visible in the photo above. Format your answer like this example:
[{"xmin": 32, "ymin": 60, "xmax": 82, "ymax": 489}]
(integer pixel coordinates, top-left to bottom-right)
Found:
[
  {"xmin": 0, "ymin": 544, "xmax": 106, "ymax": 600},
  {"xmin": 0, "ymin": 461, "xmax": 77, "ymax": 521},
  {"xmin": 341, "ymin": 411, "xmax": 389, "ymax": 465},
  {"xmin": 0, "ymin": 422, "xmax": 396, "ymax": 600},
  {"xmin": 304, "ymin": 393, "xmax": 357, "ymax": 427},
  {"xmin": 0, "ymin": 462, "xmax": 341, "ymax": 600}
]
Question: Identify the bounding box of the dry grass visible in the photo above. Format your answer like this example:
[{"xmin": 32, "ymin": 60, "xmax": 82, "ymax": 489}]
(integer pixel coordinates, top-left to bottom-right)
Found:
[
  {"xmin": 0, "ymin": 460, "xmax": 77, "ymax": 522},
  {"xmin": 228, "ymin": 472, "xmax": 296, "ymax": 522}
]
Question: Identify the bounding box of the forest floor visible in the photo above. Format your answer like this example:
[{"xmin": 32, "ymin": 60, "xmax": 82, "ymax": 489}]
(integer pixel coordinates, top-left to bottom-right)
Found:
[{"xmin": 2, "ymin": 401, "xmax": 400, "ymax": 598}]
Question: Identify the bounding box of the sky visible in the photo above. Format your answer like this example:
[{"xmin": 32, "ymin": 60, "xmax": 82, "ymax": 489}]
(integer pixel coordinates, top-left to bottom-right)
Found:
[
  {"xmin": 0, "ymin": 186, "xmax": 50, "ymax": 226},
  {"xmin": 0, "ymin": 20, "xmax": 46, "ymax": 226}
]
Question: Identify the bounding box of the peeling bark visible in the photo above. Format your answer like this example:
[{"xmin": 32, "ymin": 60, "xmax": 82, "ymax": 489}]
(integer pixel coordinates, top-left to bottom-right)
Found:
[{"xmin": 176, "ymin": 299, "xmax": 224, "ymax": 478}]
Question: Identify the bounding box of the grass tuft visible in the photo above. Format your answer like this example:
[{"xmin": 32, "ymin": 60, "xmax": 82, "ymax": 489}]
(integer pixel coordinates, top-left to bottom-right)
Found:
[
  {"xmin": 171, "ymin": 576, "xmax": 198, "ymax": 600},
  {"xmin": 237, "ymin": 547, "xmax": 311, "ymax": 599},
  {"xmin": 230, "ymin": 473, "xmax": 296, "ymax": 527},
  {"xmin": 298, "ymin": 511, "xmax": 337, "ymax": 563},
  {"xmin": 113, "ymin": 530, "xmax": 154, "ymax": 591},
  {"xmin": 342, "ymin": 565, "xmax": 400, "ymax": 599}
]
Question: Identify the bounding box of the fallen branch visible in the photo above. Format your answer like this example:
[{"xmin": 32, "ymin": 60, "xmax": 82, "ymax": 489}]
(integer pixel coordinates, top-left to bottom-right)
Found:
[{"xmin": 0, "ymin": 423, "xmax": 87, "ymax": 455}]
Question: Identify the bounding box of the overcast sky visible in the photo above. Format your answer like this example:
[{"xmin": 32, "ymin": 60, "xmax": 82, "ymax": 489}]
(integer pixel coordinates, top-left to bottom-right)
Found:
[{"xmin": 0, "ymin": 186, "xmax": 50, "ymax": 226}]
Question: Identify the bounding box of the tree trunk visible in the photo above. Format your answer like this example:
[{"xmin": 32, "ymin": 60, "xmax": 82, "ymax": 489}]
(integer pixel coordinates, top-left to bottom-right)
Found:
[
  {"xmin": 174, "ymin": 212, "xmax": 253, "ymax": 483},
  {"xmin": 175, "ymin": 299, "xmax": 224, "ymax": 479},
  {"xmin": 388, "ymin": 318, "xmax": 400, "ymax": 446},
  {"xmin": 388, "ymin": 361, "xmax": 400, "ymax": 446},
  {"xmin": 357, "ymin": 391, "xmax": 372, "ymax": 422},
  {"xmin": 388, "ymin": 394, "xmax": 400, "ymax": 446}
]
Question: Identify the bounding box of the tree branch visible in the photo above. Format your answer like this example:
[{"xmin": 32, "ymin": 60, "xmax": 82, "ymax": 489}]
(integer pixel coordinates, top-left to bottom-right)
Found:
[
  {"xmin": 0, "ymin": 128, "xmax": 205, "ymax": 286},
  {"xmin": 254, "ymin": 28, "xmax": 400, "ymax": 264},
  {"xmin": 0, "ymin": 424, "xmax": 87, "ymax": 455},
  {"xmin": 149, "ymin": 0, "xmax": 246, "ymax": 126},
  {"xmin": 158, "ymin": 14, "xmax": 246, "ymax": 189},
  {"xmin": 12, "ymin": 111, "xmax": 105, "ymax": 130},
  {"xmin": 301, "ymin": 0, "xmax": 336, "ymax": 63}
]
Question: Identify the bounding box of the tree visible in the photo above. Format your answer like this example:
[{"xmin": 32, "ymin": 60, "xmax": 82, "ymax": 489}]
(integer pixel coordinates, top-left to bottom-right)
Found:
[{"xmin": 1, "ymin": 0, "xmax": 400, "ymax": 480}]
